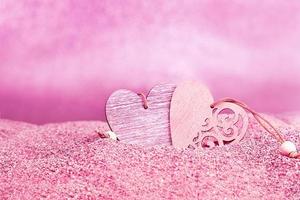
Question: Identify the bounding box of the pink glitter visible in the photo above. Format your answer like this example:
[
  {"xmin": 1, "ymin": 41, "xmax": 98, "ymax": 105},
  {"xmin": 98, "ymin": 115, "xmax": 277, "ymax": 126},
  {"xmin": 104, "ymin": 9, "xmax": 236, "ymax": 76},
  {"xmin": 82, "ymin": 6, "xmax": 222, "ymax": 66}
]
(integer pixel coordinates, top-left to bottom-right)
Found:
[{"xmin": 0, "ymin": 115, "xmax": 300, "ymax": 199}]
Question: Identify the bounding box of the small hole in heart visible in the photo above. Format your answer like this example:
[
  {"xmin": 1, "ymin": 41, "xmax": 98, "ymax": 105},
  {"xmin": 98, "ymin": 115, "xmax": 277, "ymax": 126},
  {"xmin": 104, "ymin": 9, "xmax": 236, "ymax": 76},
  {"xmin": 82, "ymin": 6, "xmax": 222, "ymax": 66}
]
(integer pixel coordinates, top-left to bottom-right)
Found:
[
  {"xmin": 143, "ymin": 105, "xmax": 149, "ymax": 109},
  {"xmin": 201, "ymin": 136, "xmax": 219, "ymax": 149},
  {"xmin": 223, "ymin": 140, "xmax": 234, "ymax": 145},
  {"xmin": 218, "ymin": 108, "xmax": 234, "ymax": 115}
]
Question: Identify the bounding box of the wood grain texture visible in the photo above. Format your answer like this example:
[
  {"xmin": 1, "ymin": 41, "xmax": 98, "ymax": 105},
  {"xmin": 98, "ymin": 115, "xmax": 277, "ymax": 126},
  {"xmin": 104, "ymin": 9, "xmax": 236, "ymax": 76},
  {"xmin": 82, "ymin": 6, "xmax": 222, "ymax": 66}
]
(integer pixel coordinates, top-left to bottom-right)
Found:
[
  {"xmin": 170, "ymin": 81, "xmax": 249, "ymax": 149},
  {"xmin": 106, "ymin": 84, "xmax": 176, "ymax": 146},
  {"xmin": 170, "ymin": 81, "xmax": 214, "ymax": 148}
]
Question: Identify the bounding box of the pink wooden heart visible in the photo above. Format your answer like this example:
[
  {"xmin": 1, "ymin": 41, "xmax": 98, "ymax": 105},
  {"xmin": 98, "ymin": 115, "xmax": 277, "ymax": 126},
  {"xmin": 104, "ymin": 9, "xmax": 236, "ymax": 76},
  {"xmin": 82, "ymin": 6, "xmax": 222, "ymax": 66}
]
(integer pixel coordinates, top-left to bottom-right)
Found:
[
  {"xmin": 170, "ymin": 81, "xmax": 249, "ymax": 149},
  {"xmin": 106, "ymin": 84, "xmax": 176, "ymax": 146}
]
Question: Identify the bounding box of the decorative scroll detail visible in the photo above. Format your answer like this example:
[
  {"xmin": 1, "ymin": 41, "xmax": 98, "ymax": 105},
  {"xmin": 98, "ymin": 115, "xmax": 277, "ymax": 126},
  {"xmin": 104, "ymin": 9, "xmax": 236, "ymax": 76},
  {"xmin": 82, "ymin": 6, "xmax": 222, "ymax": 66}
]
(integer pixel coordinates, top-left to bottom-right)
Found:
[{"xmin": 189, "ymin": 102, "xmax": 249, "ymax": 150}]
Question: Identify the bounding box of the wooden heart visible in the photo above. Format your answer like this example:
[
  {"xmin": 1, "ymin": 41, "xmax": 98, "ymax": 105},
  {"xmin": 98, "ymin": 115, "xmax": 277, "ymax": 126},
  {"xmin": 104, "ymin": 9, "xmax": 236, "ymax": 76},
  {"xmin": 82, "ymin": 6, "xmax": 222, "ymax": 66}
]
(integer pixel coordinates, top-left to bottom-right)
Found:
[
  {"xmin": 106, "ymin": 84, "xmax": 176, "ymax": 146},
  {"xmin": 170, "ymin": 81, "xmax": 249, "ymax": 149}
]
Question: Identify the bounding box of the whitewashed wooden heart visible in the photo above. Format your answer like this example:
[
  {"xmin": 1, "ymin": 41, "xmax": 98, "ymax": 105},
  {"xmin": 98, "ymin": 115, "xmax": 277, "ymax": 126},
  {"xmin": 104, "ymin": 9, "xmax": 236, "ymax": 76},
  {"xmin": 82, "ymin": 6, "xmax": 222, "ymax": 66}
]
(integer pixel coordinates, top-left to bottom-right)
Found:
[
  {"xmin": 170, "ymin": 81, "xmax": 249, "ymax": 149},
  {"xmin": 106, "ymin": 84, "xmax": 176, "ymax": 146}
]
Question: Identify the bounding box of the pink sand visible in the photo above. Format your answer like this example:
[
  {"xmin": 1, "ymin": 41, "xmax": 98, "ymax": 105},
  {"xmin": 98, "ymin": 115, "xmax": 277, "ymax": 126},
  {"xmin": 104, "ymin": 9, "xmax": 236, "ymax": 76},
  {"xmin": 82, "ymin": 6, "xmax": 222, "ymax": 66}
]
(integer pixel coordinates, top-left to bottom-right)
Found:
[{"xmin": 0, "ymin": 115, "xmax": 300, "ymax": 199}]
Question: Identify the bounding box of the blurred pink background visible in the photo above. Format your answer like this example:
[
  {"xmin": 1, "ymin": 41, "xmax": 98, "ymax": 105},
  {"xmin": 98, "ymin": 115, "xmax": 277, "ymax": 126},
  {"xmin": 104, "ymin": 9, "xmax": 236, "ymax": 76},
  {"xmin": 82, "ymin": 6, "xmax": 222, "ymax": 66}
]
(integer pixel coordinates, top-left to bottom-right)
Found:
[{"xmin": 1, "ymin": 0, "xmax": 300, "ymax": 124}]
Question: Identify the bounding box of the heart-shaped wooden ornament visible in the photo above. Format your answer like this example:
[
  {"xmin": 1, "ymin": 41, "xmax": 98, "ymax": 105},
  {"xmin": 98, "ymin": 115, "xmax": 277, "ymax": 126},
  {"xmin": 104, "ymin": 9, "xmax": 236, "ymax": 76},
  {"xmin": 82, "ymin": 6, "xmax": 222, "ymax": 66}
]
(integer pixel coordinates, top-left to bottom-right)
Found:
[
  {"xmin": 170, "ymin": 81, "xmax": 249, "ymax": 149},
  {"xmin": 106, "ymin": 84, "xmax": 176, "ymax": 146}
]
